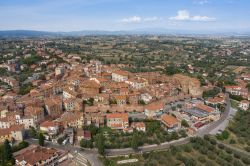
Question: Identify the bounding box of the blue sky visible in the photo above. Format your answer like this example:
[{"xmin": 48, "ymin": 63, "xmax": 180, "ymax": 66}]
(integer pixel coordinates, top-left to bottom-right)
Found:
[{"xmin": 0, "ymin": 0, "xmax": 250, "ymax": 32}]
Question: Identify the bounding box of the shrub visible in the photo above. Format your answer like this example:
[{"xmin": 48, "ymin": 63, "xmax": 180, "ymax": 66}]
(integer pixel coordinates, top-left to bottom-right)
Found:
[
  {"xmin": 233, "ymin": 152, "xmax": 241, "ymax": 159},
  {"xmin": 244, "ymin": 146, "xmax": 250, "ymax": 152},
  {"xmin": 225, "ymin": 148, "xmax": 233, "ymax": 154},
  {"xmin": 170, "ymin": 145, "xmax": 179, "ymax": 156},
  {"xmin": 12, "ymin": 141, "xmax": 29, "ymax": 152},
  {"xmin": 80, "ymin": 139, "xmax": 93, "ymax": 149},
  {"xmin": 221, "ymin": 130, "xmax": 230, "ymax": 140},
  {"xmin": 216, "ymin": 157, "xmax": 227, "ymax": 165},
  {"xmin": 241, "ymin": 157, "xmax": 250, "ymax": 165},
  {"xmin": 233, "ymin": 160, "xmax": 243, "ymax": 166},
  {"xmin": 197, "ymin": 156, "xmax": 206, "ymax": 163},
  {"xmin": 209, "ymin": 138, "xmax": 217, "ymax": 145},
  {"xmin": 207, "ymin": 151, "xmax": 216, "ymax": 160},
  {"xmin": 181, "ymin": 120, "xmax": 189, "ymax": 128},
  {"xmin": 183, "ymin": 145, "xmax": 192, "ymax": 153},
  {"xmin": 57, "ymin": 137, "xmax": 64, "ymax": 145},
  {"xmin": 204, "ymin": 135, "xmax": 210, "ymax": 141},
  {"xmin": 224, "ymin": 154, "xmax": 233, "ymax": 162},
  {"xmin": 229, "ymin": 139, "xmax": 236, "ymax": 144},
  {"xmin": 218, "ymin": 144, "xmax": 224, "ymax": 149},
  {"xmin": 142, "ymin": 152, "xmax": 149, "ymax": 159}
]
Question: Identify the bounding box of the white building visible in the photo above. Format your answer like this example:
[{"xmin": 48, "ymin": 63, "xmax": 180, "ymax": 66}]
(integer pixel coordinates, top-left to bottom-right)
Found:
[
  {"xmin": 239, "ymin": 100, "xmax": 249, "ymax": 111},
  {"xmin": 112, "ymin": 70, "xmax": 130, "ymax": 82}
]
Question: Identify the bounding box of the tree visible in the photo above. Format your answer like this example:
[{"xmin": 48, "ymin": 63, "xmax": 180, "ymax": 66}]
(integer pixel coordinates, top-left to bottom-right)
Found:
[
  {"xmin": 138, "ymin": 100, "xmax": 146, "ymax": 105},
  {"xmin": 3, "ymin": 140, "xmax": 13, "ymax": 161},
  {"xmin": 57, "ymin": 137, "xmax": 64, "ymax": 145},
  {"xmin": 20, "ymin": 55, "xmax": 42, "ymax": 66},
  {"xmin": 12, "ymin": 141, "xmax": 29, "ymax": 152},
  {"xmin": 88, "ymin": 98, "xmax": 94, "ymax": 106},
  {"xmin": 202, "ymin": 87, "xmax": 220, "ymax": 98},
  {"xmin": 165, "ymin": 64, "xmax": 181, "ymax": 76},
  {"xmin": 181, "ymin": 120, "xmax": 189, "ymax": 128},
  {"xmin": 84, "ymin": 124, "xmax": 99, "ymax": 136},
  {"xmin": 19, "ymin": 83, "xmax": 34, "ymax": 95},
  {"xmin": 221, "ymin": 130, "xmax": 229, "ymax": 140},
  {"xmin": 38, "ymin": 133, "xmax": 45, "ymax": 146},
  {"xmin": 247, "ymin": 83, "xmax": 250, "ymax": 91},
  {"xmin": 95, "ymin": 134, "xmax": 105, "ymax": 155},
  {"xmin": 131, "ymin": 132, "xmax": 139, "ymax": 150},
  {"xmin": 80, "ymin": 139, "xmax": 93, "ymax": 149},
  {"xmin": 28, "ymin": 126, "xmax": 37, "ymax": 138}
]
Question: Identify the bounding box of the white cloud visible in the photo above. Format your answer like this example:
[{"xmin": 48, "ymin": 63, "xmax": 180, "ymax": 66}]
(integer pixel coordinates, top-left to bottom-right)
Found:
[
  {"xmin": 170, "ymin": 10, "xmax": 190, "ymax": 21},
  {"xmin": 193, "ymin": 0, "xmax": 210, "ymax": 5},
  {"xmin": 120, "ymin": 16, "xmax": 141, "ymax": 23},
  {"xmin": 170, "ymin": 10, "xmax": 215, "ymax": 21},
  {"xmin": 143, "ymin": 16, "xmax": 162, "ymax": 22}
]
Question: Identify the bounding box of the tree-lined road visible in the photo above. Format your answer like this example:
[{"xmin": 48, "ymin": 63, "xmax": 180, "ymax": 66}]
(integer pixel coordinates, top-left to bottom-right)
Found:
[{"xmin": 105, "ymin": 137, "xmax": 190, "ymax": 156}]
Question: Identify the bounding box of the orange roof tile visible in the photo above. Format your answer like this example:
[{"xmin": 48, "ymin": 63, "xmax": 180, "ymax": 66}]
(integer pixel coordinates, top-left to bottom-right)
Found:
[
  {"xmin": 145, "ymin": 102, "xmax": 164, "ymax": 111},
  {"xmin": 40, "ymin": 121, "xmax": 58, "ymax": 128},
  {"xmin": 106, "ymin": 113, "xmax": 128, "ymax": 122},
  {"xmin": 161, "ymin": 114, "xmax": 179, "ymax": 126},
  {"xmin": 113, "ymin": 70, "xmax": 130, "ymax": 77},
  {"xmin": 196, "ymin": 104, "xmax": 215, "ymax": 113}
]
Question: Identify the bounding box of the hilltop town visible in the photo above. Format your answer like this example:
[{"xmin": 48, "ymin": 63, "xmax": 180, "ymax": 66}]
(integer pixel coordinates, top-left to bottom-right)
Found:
[{"xmin": 0, "ymin": 36, "xmax": 249, "ymax": 166}]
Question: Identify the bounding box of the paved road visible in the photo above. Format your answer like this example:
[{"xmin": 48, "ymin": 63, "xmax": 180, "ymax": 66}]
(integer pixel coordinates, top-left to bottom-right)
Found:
[
  {"xmin": 105, "ymin": 137, "xmax": 190, "ymax": 156},
  {"xmin": 196, "ymin": 93, "xmax": 232, "ymax": 137},
  {"xmin": 129, "ymin": 113, "xmax": 147, "ymax": 120}
]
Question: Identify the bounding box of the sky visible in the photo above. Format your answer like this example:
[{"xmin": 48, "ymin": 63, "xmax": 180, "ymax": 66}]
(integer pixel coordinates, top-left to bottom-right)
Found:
[{"xmin": 0, "ymin": 0, "xmax": 250, "ymax": 33}]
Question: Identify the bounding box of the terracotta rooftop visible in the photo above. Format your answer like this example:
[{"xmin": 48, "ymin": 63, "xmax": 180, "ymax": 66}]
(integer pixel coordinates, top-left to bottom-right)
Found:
[
  {"xmin": 44, "ymin": 97, "xmax": 62, "ymax": 107},
  {"xmin": 145, "ymin": 102, "xmax": 164, "ymax": 111},
  {"xmin": 81, "ymin": 80, "xmax": 101, "ymax": 88},
  {"xmin": 207, "ymin": 97, "xmax": 224, "ymax": 103},
  {"xmin": 224, "ymin": 85, "xmax": 242, "ymax": 89},
  {"xmin": 40, "ymin": 121, "xmax": 58, "ymax": 128},
  {"xmin": 131, "ymin": 122, "xmax": 145, "ymax": 128},
  {"xmin": 113, "ymin": 70, "xmax": 130, "ymax": 77},
  {"xmin": 106, "ymin": 113, "xmax": 128, "ymax": 122},
  {"xmin": 25, "ymin": 106, "xmax": 44, "ymax": 117},
  {"xmin": 15, "ymin": 145, "xmax": 58, "ymax": 165},
  {"xmin": 240, "ymin": 100, "xmax": 249, "ymax": 104},
  {"xmin": 161, "ymin": 114, "xmax": 179, "ymax": 126},
  {"xmin": 196, "ymin": 103, "xmax": 215, "ymax": 113},
  {"xmin": 114, "ymin": 95, "xmax": 127, "ymax": 101}
]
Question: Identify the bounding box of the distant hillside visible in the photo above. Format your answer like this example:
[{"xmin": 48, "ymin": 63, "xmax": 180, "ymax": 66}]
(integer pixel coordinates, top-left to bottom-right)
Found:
[
  {"xmin": 0, "ymin": 29, "xmax": 249, "ymax": 38},
  {"xmin": 0, "ymin": 30, "xmax": 59, "ymax": 38}
]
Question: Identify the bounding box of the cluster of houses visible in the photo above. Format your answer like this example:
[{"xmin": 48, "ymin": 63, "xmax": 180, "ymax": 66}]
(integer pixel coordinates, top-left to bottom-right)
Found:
[
  {"xmin": 1, "ymin": 45, "xmax": 248, "ymax": 160},
  {"xmin": 14, "ymin": 144, "xmax": 71, "ymax": 166},
  {"xmin": 0, "ymin": 46, "xmax": 223, "ymax": 146},
  {"xmin": 224, "ymin": 73, "xmax": 250, "ymax": 111}
]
